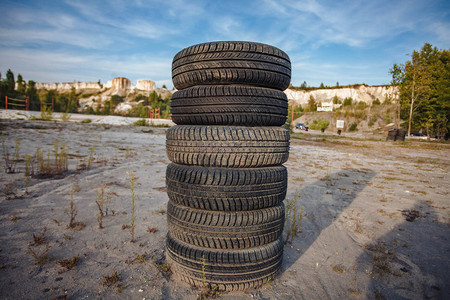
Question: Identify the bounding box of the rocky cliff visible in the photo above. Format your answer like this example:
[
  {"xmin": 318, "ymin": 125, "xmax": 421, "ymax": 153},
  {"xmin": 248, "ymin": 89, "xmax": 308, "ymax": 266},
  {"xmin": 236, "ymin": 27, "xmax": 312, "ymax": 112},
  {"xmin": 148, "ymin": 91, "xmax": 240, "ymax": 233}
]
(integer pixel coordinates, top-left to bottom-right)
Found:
[
  {"xmin": 34, "ymin": 81, "xmax": 102, "ymax": 91},
  {"xmin": 285, "ymin": 84, "xmax": 397, "ymax": 105}
]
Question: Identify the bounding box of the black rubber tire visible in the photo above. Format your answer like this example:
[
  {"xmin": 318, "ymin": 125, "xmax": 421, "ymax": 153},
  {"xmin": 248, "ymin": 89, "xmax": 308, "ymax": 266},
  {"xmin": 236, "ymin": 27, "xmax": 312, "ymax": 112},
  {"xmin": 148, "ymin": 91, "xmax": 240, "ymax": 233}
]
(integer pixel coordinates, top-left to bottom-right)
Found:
[
  {"xmin": 166, "ymin": 163, "xmax": 287, "ymax": 211},
  {"xmin": 167, "ymin": 201, "xmax": 284, "ymax": 249},
  {"xmin": 166, "ymin": 233, "xmax": 283, "ymax": 291},
  {"xmin": 170, "ymin": 85, "xmax": 288, "ymax": 126},
  {"xmin": 172, "ymin": 41, "xmax": 291, "ymax": 91},
  {"xmin": 166, "ymin": 125, "xmax": 290, "ymax": 168}
]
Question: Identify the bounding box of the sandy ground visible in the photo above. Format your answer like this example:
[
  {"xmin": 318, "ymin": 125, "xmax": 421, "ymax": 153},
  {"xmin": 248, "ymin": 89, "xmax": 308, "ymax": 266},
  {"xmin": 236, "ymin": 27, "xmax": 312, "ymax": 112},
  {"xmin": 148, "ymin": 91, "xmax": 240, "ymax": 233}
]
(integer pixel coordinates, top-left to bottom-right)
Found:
[{"xmin": 0, "ymin": 112, "xmax": 449, "ymax": 299}]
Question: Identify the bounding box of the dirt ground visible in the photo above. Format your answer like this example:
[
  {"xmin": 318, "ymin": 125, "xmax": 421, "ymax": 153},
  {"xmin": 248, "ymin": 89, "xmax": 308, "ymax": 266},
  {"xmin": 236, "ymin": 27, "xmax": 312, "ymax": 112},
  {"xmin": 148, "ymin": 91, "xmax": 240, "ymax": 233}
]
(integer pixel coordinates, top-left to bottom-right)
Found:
[{"xmin": 0, "ymin": 116, "xmax": 448, "ymax": 300}]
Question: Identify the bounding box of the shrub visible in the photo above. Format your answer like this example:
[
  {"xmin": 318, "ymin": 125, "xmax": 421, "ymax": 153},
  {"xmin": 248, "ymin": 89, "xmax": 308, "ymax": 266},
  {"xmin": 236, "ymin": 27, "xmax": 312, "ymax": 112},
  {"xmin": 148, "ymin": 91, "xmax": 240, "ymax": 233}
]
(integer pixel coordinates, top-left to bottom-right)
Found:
[
  {"xmin": 356, "ymin": 101, "xmax": 367, "ymax": 110},
  {"xmin": 372, "ymin": 98, "xmax": 381, "ymax": 105},
  {"xmin": 349, "ymin": 122, "xmax": 358, "ymax": 132},
  {"xmin": 309, "ymin": 117, "xmax": 330, "ymax": 130},
  {"xmin": 368, "ymin": 115, "xmax": 377, "ymax": 127},
  {"xmin": 133, "ymin": 119, "xmax": 148, "ymax": 126},
  {"xmin": 343, "ymin": 97, "xmax": 353, "ymax": 106}
]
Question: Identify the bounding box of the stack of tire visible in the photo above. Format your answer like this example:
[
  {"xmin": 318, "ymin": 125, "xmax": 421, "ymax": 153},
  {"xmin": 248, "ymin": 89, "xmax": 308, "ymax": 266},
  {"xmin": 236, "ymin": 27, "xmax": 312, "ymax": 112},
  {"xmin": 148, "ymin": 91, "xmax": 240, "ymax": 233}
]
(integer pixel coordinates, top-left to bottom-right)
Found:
[{"xmin": 166, "ymin": 41, "xmax": 291, "ymax": 291}]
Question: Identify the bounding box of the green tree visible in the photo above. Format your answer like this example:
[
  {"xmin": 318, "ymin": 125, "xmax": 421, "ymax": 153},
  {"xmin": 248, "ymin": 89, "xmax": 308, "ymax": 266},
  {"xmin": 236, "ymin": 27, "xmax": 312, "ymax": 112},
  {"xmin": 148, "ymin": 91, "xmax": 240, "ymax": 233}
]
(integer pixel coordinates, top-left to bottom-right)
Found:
[
  {"xmin": 390, "ymin": 43, "xmax": 449, "ymax": 137},
  {"xmin": 6, "ymin": 69, "xmax": 15, "ymax": 96},
  {"xmin": 300, "ymin": 81, "xmax": 307, "ymax": 88},
  {"xmin": 319, "ymin": 82, "xmax": 325, "ymax": 89},
  {"xmin": 307, "ymin": 95, "xmax": 317, "ymax": 112},
  {"xmin": 16, "ymin": 74, "xmax": 26, "ymax": 95},
  {"xmin": 26, "ymin": 80, "xmax": 40, "ymax": 111}
]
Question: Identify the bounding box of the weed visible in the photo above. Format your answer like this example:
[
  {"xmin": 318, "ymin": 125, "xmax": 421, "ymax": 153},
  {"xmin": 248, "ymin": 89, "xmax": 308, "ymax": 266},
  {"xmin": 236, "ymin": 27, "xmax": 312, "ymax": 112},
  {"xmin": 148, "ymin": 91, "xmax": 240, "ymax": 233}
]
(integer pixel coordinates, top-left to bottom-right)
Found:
[
  {"xmin": 35, "ymin": 140, "xmax": 68, "ymax": 178},
  {"xmin": 284, "ymin": 195, "xmax": 304, "ymax": 244},
  {"xmin": 57, "ymin": 256, "xmax": 80, "ymax": 270},
  {"xmin": 10, "ymin": 215, "xmax": 21, "ymax": 221},
  {"xmin": 128, "ymin": 172, "xmax": 137, "ymax": 242},
  {"xmin": 40, "ymin": 106, "xmax": 53, "ymax": 121},
  {"xmin": 133, "ymin": 119, "xmax": 148, "ymax": 126},
  {"xmin": 25, "ymin": 154, "xmax": 32, "ymax": 193},
  {"xmin": 95, "ymin": 184, "xmax": 108, "ymax": 229},
  {"xmin": 331, "ymin": 264, "xmax": 347, "ymax": 273},
  {"xmin": 125, "ymin": 253, "xmax": 148, "ymax": 264},
  {"xmin": 1, "ymin": 134, "xmax": 20, "ymax": 173},
  {"xmin": 347, "ymin": 288, "xmax": 361, "ymax": 295},
  {"xmin": 28, "ymin": 242, "xmax": 51, "ymax": 265},
  {"xmin": 30, "ymin": 227, "xmax": 47, "ymax": 246},
  {"xmin": 364, "ymin": 241, "xmax": 398, "ymax": 278},
  {"xmin": 147, "ymin": 227, "xmax": 158, "ymax": 233},
  {"xmin": 198, "ymin": 256, "xmax": 220, "ymax": 300},
  {"xmin": 65, "ymin": 185, "xmax": 85, "ymax": 230},
  {"xmin": 154, "ymin": 209, "xmax": 166, "ymax": 215},
  {"xmin": 3, "ymin": 181, "xmax": 17, "ymax": 198},
  {"xmin": 28, "ymin": 228, "xmax": 51, "ymax": 265},
  {"xmin": 87, "ymin": 143, "xmax": 96, "ymax": 169},
  {"xmin": 60, "ymin": 112, "xmax": 71, "ymax": 122},
  {"xmin": 102, "ymin": 271, "xmax": 121, "ymax": 287},
  {"xmin": 81, "ymin": 119, "xmax": 92, "ymax": 123}
]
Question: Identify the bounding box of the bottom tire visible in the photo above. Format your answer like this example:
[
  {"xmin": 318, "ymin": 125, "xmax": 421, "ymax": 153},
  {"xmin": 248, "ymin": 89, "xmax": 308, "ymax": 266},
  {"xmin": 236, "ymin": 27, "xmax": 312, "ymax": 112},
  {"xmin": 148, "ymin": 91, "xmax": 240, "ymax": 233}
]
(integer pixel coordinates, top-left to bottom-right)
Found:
[{"xmin": 166, "ymin": 233, "xmax": 283, "ymax": 291}]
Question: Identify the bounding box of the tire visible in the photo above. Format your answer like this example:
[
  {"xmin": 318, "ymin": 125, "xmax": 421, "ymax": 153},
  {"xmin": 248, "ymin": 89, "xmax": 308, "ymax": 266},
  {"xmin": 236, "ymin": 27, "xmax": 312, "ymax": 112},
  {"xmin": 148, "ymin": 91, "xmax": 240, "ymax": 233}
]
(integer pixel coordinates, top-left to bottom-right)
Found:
[
  {"xmin": 167, "ymin": 201, "xmax": 284, "ymax": 249},
  {"xmin": 166, "ymin": 164, "xmax": 287, "ymax": 211},
  {"xmin": 170, "ymin": 85, "xmax": 288, "ymax": 126},
  {"xmin": 172, "ymin": 41, "xmax": 291, "ymax": 91},
  {"xmin": 166, "ymin": 125, "xmax": 290, "ymax": 168},
  {"xmin": 166, "ymin": 233, "xmax": 283, "ymax": 291}
]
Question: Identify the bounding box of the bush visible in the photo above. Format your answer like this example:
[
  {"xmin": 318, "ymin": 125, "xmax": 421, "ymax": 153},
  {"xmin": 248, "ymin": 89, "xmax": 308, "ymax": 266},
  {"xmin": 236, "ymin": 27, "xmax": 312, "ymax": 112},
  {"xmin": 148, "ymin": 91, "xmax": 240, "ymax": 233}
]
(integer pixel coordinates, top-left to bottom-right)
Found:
[
  {"xmin": 81, "ymin": 119, "xmax": 92, "ymax": 123},
  {"xmin": 309, "ymin": 117, "xmax": 330, "ymax": 130},
  {"xmin": 356, "ymin": 101, "xmax": 367, "ymax": 110},
  {"xmin": 368, "ymin": 115, "xmax": 377, "ymax": 127},
  {"xmin": 349, "ymin": 122, "xmax": 358, "ymax": 132},
  {"xmin": 343, "ymin": 97, "xmax": 353, "ymax": 106},
  {"xmin": 133, "ymin": 119, "xmax": 148, "ymax": 126},
  {"xmin": 372, "ymin": 98, "xmax": 381, "ymax": 105}
]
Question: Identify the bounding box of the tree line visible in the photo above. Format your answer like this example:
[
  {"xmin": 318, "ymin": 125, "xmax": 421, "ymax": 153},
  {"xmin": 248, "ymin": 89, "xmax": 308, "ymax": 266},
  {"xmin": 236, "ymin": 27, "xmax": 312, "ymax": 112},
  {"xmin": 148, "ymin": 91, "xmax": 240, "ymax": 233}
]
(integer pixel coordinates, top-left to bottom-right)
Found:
[
  {"xmin": 390, "ymin": 43, "xmax": 449, "ymax": 139},
  {"xmin": 0, "ymin": 70, "xmax": 171, "ymax": 118}
]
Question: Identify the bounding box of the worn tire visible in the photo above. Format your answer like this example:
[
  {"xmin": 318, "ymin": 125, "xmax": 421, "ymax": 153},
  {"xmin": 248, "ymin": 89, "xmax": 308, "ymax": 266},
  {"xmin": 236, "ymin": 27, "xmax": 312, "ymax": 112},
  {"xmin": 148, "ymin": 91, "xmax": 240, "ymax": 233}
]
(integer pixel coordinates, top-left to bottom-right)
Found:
[
  {"xmin": 166, "ymin": 125, "xmax": 290, "ymax": 168},
  {"xmin": 172, "ymin": 41, "xmax": 291, "ymax": 91},
  {"xmin": 167, "ymin": 201, "xmax": 284, "ymax": 249},
  {"xmin": 166, "ymin": 233, "xmax": 283, "ymax": 291},
  {"xmin": 170, "ymin": 85, "xmax": 288, "ymax": 126},
  {"xmin": 166, "ymin": 164, "xmax": 287, "ymax": 211}
]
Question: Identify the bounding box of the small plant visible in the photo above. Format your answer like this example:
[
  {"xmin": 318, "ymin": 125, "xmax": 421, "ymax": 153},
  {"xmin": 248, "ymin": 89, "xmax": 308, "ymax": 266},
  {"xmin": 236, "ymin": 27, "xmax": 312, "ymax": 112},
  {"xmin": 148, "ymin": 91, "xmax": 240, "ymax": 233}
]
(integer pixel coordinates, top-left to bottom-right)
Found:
[
  {"xmin": 198, "ymin": 256, "xmax": 220, "ymax": 300},
  {"xmin": 25, "ymin": 154, "xmax": 32, "ymax": 193},
  {"xmin": 133, "ymin": 119, "xmax": 148, "ymax": 126},
  {"xmin": 10, "ymin": 215, "xmax": 21, "ymax": 221},
  {"xmin": 284, "ymin": 195, "xmax": 304, "ymax": 244},
  {"xmin": 40, "ymin": 106, "xmax": 53, "ymax": 121},
  {"xmin": 128, "ymin": 172, "xmax": 137, "ymax": 242},
  {"xmin": 95, "ymin": 184, "xmax": 108, "ymax": 229},
  {"xmin": 87, "ymin": 143, "xmax": 96, "ymax": 169},
  {"xmin": 65, "ymin": 185, "xmax": 85, "ymax": 230},
  {"xmin": 57, "ymin": 256, "xmax": 80, "ymax": 270},
  {"xmin": 368, "ymin": 115, "xmax": 377, "ymax": 127},
  {"xmin": 147, "ymin": 227, "xmax": 158, "ymax": 233},
  {"xmin": 61, "ymin": 112, "xmax": 71, "ymax": 122},
  {"xmin": 331, "ymin": 264, "xmax": 347, "ymax": 273},
  {"xmin": 102, "ymin": 270, "xmax": 121, "ymax": 287},
  {"xmin": 34, "ymin": 140, "xmax": 68, "ymax": 178},
  {"xmin": 81, "ymin": 119, "xmax": 92, "ymax": 123},
  {"xmin": 28, "ymin": 228, "xmax": 51, "ymax": 265},
  {"xmin": 1, "ymin": 134, "xmax": 20, "ymax": 173},
  {"xmin": 349, "ymin": 122, "xmax": 358, "ymax": 132},
  {"xmin": 125, "ymin": 146, "xmax": 130, "ymax": 159}
]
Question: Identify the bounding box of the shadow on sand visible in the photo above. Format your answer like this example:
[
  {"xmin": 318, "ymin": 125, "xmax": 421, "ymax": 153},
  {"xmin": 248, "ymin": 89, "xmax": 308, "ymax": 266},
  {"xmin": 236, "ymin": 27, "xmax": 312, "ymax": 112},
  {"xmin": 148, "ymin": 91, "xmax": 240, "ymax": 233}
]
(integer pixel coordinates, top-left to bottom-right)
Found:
[{"xmin": 282, "ymin": 168, "xmax": 376, "ymax": 271}]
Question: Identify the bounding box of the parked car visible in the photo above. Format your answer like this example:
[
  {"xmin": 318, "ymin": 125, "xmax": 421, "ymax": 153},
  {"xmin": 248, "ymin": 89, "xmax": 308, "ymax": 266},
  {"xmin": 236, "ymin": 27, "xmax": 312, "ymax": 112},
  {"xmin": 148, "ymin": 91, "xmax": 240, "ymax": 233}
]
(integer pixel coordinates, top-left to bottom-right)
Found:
[{"xmin": 295, "ymin": 123, "xmax": 309, "ymax": 131}]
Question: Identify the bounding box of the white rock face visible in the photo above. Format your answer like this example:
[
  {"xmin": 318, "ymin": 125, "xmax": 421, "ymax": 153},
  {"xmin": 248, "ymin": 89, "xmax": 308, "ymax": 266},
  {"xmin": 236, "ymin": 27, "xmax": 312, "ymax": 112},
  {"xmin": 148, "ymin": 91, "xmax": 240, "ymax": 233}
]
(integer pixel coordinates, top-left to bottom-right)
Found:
[
  {"xmin": 34, "ymin": 81, "xmax": 101, "ymax": 91},
  {"xmin": 135, "ymin": 80, "xmax": 156, "ymax": 91},
  {"xmin": 284, "ymin": 85, "xmax": 398, "ymax": 105}
]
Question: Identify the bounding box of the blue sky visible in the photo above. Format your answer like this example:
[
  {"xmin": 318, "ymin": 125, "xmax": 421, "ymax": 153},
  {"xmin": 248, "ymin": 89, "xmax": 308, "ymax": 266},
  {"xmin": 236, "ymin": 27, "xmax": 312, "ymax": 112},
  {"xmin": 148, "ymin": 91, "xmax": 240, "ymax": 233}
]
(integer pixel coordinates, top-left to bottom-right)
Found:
[{"xmin": 1, "ymin": 0, "xmax": 449, "ymax": 89}]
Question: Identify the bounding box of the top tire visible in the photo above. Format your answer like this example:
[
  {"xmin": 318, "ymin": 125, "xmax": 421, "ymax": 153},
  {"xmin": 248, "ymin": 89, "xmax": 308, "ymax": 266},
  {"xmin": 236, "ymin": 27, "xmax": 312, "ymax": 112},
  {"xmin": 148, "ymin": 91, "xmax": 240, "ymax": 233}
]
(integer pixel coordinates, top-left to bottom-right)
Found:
[{"xmin": 172, "ymin": 41, "xmax": 291, "ymax": 91}]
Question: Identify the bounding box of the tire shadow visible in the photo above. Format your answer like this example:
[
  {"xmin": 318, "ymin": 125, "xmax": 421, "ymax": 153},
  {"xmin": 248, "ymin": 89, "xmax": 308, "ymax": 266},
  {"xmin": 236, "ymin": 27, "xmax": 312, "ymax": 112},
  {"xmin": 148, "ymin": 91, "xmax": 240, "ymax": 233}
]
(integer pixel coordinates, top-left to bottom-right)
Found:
[
  {"xmin": 354, "ymin": 201, "xmax": 449, "ymax": 299},
  {"xmin": 282, "ymin": 168, "xmax": 376, "ymax": 271}
]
